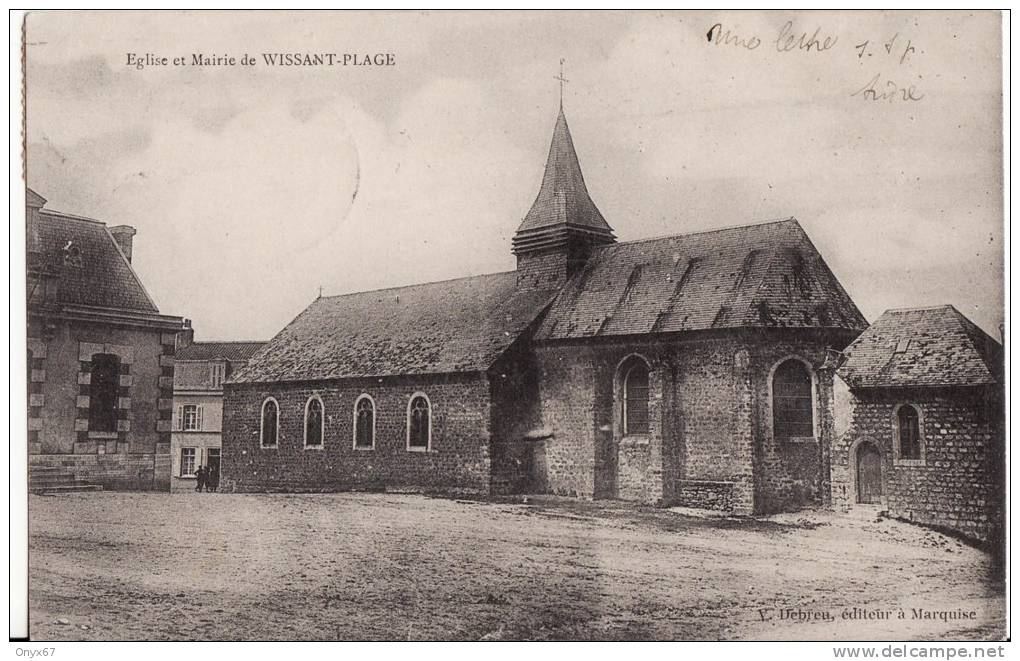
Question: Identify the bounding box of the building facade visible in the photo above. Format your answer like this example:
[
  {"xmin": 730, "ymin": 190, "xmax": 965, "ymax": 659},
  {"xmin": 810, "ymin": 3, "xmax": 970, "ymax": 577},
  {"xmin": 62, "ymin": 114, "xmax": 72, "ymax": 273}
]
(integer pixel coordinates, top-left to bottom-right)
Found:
[
  {"xmin": 831, "ymin": 306, "xmax": 1004, "ymax": 543},
  {"xmin": 170, "ymin": 339, "xmax": 265, "ymax": 492},
  {"xmin": 27, "ymin": 189, "xmax": 188, "ymax": 491},
  {"xmin": 221, "ymin": 107, "xmax": 869, "ymax": 515}
]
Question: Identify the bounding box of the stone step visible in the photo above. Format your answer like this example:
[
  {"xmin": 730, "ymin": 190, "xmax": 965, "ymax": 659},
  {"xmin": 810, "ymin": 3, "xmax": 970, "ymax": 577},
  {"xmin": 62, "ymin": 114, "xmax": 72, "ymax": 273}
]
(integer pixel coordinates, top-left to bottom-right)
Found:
[
  {"xmin": 28, "ymin": 466, "xmax": 103, "ymax": 494},
  {"xmin": 31, "ymin": 484, "xmax": 104, "ymax": 494},
  {"xmin": 29, "ymin": 475, "xmax": 78, "ymax": 487},
  {"xmin": 29, "ymin": 469, "xmax": 76, "ymax": 480}
]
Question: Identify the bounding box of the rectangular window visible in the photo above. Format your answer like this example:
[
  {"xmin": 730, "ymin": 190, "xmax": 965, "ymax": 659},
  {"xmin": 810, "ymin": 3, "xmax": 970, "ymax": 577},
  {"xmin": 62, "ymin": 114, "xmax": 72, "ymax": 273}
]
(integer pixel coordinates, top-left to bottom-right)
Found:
[
  {"xmin": 88, "ymin": 354, "xmax": 121, "ymax": 433},
  {"xmin": 180, "ymin": 448, "xmax": 197, "ymax": 477},
  {"xmin": 183, "ymin": 404, "xmax": 203, "ymax": 431}
]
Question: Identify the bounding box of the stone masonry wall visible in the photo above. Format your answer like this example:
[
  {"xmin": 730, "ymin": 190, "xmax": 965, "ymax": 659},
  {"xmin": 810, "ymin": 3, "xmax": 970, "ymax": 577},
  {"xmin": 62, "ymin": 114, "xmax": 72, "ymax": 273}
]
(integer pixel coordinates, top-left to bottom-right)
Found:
[
  {"xmin": 515, "ymin": 249, "xmax": 569, "ymax": 291},
  {"xmin": 534, "ymin": 335, "xmax": 748, "ymax": 509},
  {"xmin": 28, "ymin": 320, "xmax": 174, "ymax": 456},
  {"xmin": 27, "ymin": 318, "xmax": 175, "ymax": 490},
  {"xmin": 532, "ymin": 329, "xmax": 852, "ymax": 514},
  {"xmin": 750, "ymin": 335, "xmax": 845, "ymax": 514},
  {"xmin": 221, "ymin": 373, "xmax": 493, "ymax": 494},
  {"xmin": 676, "ymin": 480, "xmax": 734, "ymax": 512},
  {"xmin": 832, "ymin": 385, "xmax": 1004, "ymax": 544},
  {"xmin": 29, "ymin": 452, "xmax": 171, "ymax": 491},
  {"xmin": 489, "ymin": 340, "xmax": 547, "ymax": 494}
]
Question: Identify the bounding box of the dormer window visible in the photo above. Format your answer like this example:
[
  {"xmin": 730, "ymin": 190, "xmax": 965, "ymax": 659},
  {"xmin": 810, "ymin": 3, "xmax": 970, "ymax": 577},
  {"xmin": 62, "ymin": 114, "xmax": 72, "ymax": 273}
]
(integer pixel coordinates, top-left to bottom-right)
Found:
[
  {"xmin": 210, "ymin": 363, "xmax": 225, "ymax": 388},
  {"xmin": 63, "ymin": 241, "xmax": 83, "ymax": 268}
]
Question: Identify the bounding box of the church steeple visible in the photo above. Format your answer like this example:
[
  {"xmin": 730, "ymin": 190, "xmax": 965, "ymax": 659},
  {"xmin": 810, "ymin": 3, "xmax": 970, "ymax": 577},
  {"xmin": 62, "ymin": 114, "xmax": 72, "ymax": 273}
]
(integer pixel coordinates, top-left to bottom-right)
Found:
[{"xmin": 513, "ymin": 107, "xmax": 616, "ymax": 289}]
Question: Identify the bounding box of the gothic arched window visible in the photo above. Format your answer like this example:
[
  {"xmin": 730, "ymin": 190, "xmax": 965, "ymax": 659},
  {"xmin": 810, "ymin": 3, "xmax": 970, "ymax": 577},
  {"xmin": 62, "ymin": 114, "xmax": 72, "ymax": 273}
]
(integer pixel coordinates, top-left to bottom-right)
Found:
[
  {"xmin": 261, "ymin": 398, "xmax": 279, "ymax": 448},
  {"xmin": 622, "ymin": 358, "xmax": 650, "ymax": 435},
  {"xmin": 304, "ymin": 396, "xmax": 324, "ymax": 448},
  {"xmin": 354, "ymin": 395, "xmax": 375, "ymax": 449},
  {"xmin": 897, "ymin": 404, "xmax": 922, "ymax": 460},
  {"xmin": 772, "ymin": 359, "xmax": 814, "ymax": 440},
  {"xmin": 407, "ymin": 394, "xmax": 431, "ymax": 450},
  {"xmin": 89, "ymin": 353, "xmax": 120, "ymax": 433}
]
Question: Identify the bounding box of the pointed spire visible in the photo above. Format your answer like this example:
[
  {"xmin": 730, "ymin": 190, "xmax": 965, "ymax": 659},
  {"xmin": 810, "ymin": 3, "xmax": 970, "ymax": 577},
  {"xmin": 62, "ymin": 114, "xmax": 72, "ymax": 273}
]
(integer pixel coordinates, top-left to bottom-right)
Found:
[
  {"xmin": 515, "ymin": 107, "xmax": 614, "ymax": 237},
  {"xmin": 512, "ymin": 105, "xmax": 615, "ymax": 289}
]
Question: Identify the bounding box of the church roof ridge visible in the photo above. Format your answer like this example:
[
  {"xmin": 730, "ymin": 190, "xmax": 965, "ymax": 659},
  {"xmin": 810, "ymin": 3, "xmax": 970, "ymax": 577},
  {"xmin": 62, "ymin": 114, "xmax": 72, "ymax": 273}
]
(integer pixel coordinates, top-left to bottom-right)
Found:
[
  {"xmin": 318, "ymin": 269, "xmax": 518, "ymax": 301},
  {"xmin": 607, "ymin": 217, "xmax": 800, "ymax": 248},
  {"xmin": 881, "ymin": 304, "xmax": 957, "ymax": 314}
]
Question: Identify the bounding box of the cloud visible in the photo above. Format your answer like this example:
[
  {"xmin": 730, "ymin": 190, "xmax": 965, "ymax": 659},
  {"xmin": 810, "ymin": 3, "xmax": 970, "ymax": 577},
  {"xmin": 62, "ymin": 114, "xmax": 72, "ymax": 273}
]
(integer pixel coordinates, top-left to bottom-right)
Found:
[{"xmin": 23, "ymin": 11, "xmax": 1004, "ymax": 339}]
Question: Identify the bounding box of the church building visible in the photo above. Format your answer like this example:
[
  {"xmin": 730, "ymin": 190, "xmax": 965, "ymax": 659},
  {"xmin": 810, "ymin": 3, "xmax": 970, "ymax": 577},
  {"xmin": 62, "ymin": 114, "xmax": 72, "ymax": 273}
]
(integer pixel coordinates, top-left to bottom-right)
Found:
[{"xmin": 222, "ymin": 106, "xmax": 871, "ymax": 515}]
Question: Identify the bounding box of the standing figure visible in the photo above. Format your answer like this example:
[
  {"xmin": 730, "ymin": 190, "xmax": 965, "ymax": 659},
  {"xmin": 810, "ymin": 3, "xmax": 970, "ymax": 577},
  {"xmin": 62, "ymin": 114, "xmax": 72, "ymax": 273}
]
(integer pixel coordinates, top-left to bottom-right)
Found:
[
  {"xmin": 195, "ymin": 465, "xmax": 206, "ymax": 492},
  {"xmin": 208, "ymin": 465, "xmax": 219, "ymax": 492}
]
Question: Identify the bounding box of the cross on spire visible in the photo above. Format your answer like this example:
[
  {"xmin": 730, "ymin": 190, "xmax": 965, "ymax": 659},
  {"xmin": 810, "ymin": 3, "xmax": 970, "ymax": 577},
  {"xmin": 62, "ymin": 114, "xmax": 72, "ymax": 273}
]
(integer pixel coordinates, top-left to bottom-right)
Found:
[{"xmin": 553, "ymin": 58, "xmax": 569, "ymax": 108}]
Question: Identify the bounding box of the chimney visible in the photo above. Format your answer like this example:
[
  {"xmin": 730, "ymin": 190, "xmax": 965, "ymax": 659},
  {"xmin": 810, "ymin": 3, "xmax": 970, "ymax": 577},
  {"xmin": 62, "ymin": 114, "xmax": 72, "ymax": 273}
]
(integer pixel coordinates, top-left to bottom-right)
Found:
[
  {"xmin": 176, "ymin": 320, "xmax": 194, "ymax": 350},
  {"xmin": 26, "ymin": 189, "xmax": 47, "ymax": 252},
  {"xmin": 109, "ymin": 225, "xmax": 137, "ymax": 263}
]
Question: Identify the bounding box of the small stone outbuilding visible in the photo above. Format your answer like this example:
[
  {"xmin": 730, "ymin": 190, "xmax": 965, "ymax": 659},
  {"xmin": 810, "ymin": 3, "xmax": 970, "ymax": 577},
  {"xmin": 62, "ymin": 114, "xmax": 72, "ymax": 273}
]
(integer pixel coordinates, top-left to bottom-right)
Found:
[{"xmin": 831, "ymin": 305, "xmax": 1004, "ymax": 544}]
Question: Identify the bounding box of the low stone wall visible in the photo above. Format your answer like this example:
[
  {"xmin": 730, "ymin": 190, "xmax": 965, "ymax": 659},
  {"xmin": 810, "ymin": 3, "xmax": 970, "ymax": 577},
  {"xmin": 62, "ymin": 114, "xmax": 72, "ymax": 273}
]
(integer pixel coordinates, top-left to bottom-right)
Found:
[
  {"xmin": 29, "ymin": 453, "xmax": 171, "ymax": 491},
  {"xmin": 674, "ymin": 480, "xmax": 734, "ymax": 512}
]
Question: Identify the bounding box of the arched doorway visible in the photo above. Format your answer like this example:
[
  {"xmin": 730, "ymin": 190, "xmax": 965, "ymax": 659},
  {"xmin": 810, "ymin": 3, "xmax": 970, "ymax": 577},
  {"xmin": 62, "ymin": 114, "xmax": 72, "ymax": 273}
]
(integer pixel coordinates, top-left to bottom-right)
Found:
[{"xmin": 856, "ymin": 442, "xmax": 883, "ymax": 504}]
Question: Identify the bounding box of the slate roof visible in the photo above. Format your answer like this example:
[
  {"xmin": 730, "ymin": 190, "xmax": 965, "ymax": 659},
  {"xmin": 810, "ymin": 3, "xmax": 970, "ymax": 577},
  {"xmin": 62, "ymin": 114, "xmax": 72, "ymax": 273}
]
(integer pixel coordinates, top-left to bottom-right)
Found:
[
  {"xmin": 535, "ymin": 218, "xmax": 867, "ymax": 339},
  {"xmin": 176, "ymin": 342, "xmax": 266, "ymax": 362},
  {"xmin": 28, "ymin": 200, "xmax": 159, "ymax": 313},
  {"xmin": 516, "ymin": 107, "xmax": 613, "ymax": 235},
  {"xmin": 230, "ymin": 272, "xmax": 560, "ymax": 383},
  {"xmin": 838, "ymin": 305, "xmax": 1003, "ymax": 388}
]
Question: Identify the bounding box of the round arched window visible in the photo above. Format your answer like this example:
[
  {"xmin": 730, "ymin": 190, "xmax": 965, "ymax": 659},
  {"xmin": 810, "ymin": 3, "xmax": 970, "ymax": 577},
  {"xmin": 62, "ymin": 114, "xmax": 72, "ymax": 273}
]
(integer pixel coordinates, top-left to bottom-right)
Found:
[
  {"xmin": 897, "ymin": 405, "xmax": 921, "ymax": 459},
  {"xmin": 622, "ymin": 359, "xmax": 650, "ymax": 435},
  {"xmin": 772, "ymin": 360, "xmax": 813, "ymax": 440},
  {"xmin": 261, "ymin": 398, "xmax": 279, "ymax": 447},
  {"xmin": 304, "ymin": 397, "xmax": 324, "ymax": 447}
]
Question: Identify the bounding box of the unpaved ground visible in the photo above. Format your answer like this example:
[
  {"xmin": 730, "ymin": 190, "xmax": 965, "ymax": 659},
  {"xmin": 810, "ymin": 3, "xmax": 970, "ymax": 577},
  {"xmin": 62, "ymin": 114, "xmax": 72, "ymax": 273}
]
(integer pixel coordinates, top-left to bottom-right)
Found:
[{"xmin": 27, "ymin": 492, "xmax": 1004, "ymax": 641}]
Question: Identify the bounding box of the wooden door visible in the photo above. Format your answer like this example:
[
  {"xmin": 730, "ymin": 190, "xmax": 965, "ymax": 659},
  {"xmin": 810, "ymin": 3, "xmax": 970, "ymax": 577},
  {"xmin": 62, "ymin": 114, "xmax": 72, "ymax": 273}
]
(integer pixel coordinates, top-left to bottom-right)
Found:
[
  {"xmin": 206, "ymin": 449, "xmax": 221, "ymax": 491},
  {"xmin": 856, "ymin": 443, "xmax": 882, "ymax": 504}
]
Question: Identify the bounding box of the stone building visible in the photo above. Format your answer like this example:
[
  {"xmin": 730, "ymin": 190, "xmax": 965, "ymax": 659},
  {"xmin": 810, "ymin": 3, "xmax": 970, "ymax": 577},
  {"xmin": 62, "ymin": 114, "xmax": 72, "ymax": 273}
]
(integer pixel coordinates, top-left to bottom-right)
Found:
[
  {"xmin": 831, "ymin": 305, "xmax": 1004, "ymax": 543},
  {"xmin": 27, "ymin": 188, "xmax": 188, "ymax": 490},
  {"xmin": 170, "ymin": 339, "xmax": 265, "ymax": 492},
  {"xmin": 222, "ymin": 107, "xmax": 869, "ymax": 515}
]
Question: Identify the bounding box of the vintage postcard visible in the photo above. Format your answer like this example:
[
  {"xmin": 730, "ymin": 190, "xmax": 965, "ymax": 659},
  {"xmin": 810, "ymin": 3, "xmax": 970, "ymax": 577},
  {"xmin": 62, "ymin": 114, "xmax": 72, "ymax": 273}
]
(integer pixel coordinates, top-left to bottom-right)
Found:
[{"xmin": 15, "ymin": 9, "xmax": 1007, "ymax": 647}]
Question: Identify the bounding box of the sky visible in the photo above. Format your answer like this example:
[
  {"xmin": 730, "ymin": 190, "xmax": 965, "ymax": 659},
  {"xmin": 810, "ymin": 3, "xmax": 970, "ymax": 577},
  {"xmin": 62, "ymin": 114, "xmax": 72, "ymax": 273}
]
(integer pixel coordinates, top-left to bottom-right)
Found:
[{"xmin": 24, "ymin": 10, "xmax": 1004, "ymax": 341}]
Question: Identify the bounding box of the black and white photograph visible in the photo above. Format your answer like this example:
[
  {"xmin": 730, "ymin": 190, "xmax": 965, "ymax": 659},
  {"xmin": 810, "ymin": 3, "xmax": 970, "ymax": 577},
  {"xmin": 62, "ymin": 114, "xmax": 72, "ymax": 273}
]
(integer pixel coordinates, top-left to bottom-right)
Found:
[{"xmin": 12, "ymin": 9, "xmax": 1008, "ymax": 648}]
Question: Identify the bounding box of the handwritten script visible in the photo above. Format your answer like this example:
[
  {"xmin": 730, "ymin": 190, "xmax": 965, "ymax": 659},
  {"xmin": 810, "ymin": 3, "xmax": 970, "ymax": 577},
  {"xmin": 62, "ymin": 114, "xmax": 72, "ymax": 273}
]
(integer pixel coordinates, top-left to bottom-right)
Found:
[{"xmin": 706, "ymin": 20, "xmax": 923, "ymax": 103}]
